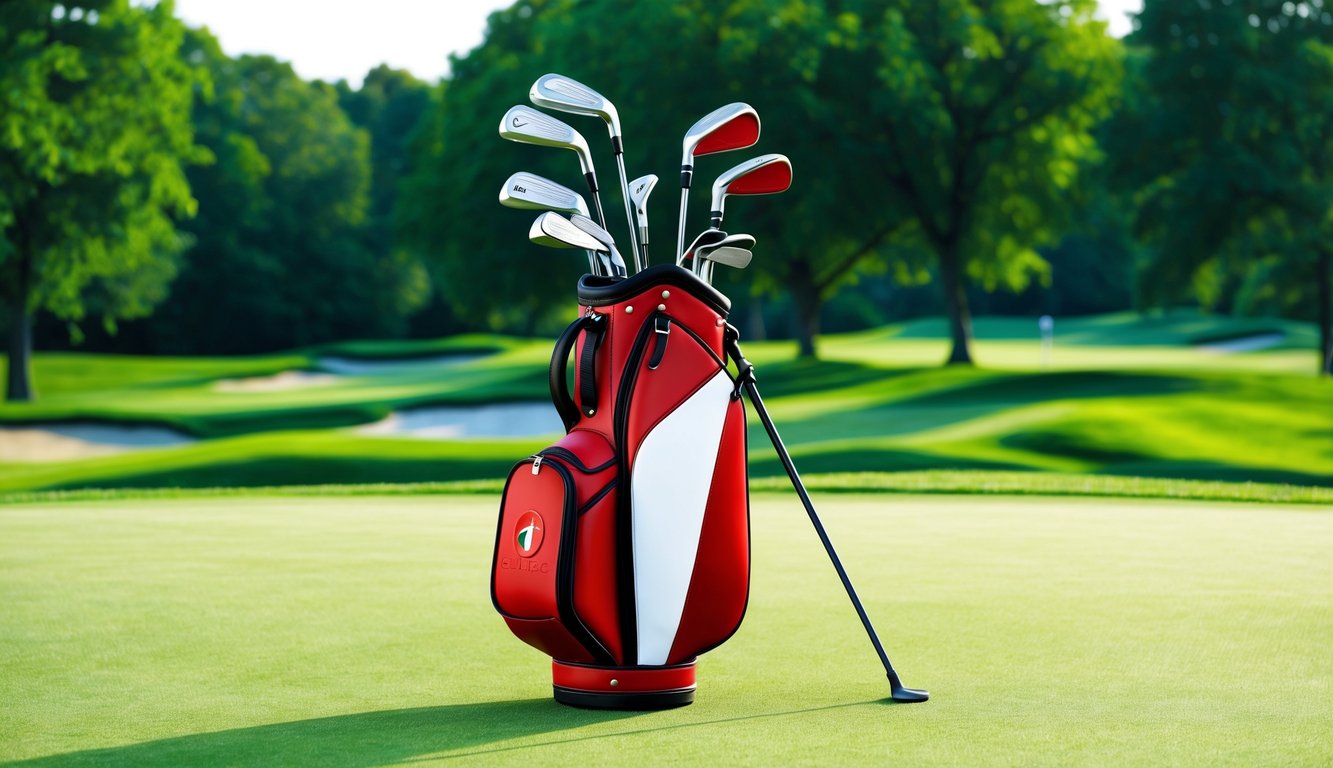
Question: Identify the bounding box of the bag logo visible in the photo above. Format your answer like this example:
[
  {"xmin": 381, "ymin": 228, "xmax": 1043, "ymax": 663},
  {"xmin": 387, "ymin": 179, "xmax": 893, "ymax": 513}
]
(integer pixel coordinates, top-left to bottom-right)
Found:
[{"xmin": 515, "ymin": 510, "xmax": 544, "ymax": 557}]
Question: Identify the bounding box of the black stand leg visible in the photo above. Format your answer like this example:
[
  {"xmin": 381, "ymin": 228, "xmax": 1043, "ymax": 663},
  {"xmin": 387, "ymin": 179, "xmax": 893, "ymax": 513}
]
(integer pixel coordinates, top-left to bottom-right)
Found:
[{"xmin": 727, "ymin": 331, "xmax": 928, "ymax": 703}]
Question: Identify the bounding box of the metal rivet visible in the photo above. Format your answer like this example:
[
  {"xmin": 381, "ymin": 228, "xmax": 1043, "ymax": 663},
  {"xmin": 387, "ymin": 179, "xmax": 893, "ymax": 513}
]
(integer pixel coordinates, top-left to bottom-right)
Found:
[
  {"xmin": 586, "ymin": 409, "xmax": 595, "ymax": 416},
  {"xmin": 716, "ymin": 318, "xmax": 725, "ymax": 326},
  {"xmin": 657, "ymin": 303, "xmax": 666, "ymax": 311},
  {"xmin": 609, "ymin": 679, "xmax": 619, "ymax": 687},
  {"xmin": 625, "ymin": 306, "xmax": 634, "ymax": 314},
  {"xmin": 661, "ymin": 290, "xmax": 670, "ymax": 299}
]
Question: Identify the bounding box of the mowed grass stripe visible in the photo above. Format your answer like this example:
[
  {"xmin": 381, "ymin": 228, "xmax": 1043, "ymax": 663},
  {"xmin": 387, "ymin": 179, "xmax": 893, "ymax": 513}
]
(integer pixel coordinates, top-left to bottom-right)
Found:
[{"xmin": 1, "ymin": 494, "xmax": 1329, "ymax": 766}]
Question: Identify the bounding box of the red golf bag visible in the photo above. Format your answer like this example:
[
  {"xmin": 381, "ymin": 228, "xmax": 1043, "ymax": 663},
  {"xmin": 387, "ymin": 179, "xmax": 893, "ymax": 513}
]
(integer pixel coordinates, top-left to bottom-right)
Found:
[{"xmin": 491, "ymin": 265, "xmax": 750, "ymax": 709}]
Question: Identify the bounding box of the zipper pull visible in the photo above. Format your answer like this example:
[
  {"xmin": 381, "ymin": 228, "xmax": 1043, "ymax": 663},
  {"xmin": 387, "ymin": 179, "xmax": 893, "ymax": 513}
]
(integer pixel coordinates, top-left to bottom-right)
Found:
[{"xmin": 531, "ymin": 455, "xmax": 543, "ymax": 475}]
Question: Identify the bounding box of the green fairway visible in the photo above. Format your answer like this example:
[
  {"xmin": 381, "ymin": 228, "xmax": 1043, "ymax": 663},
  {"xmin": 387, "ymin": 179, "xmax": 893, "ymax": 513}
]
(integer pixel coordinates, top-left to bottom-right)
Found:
[
  {"xmin": 2, "ymin": 494, "xmax": 1329, "ymax": 766},
  {"xmin": 2, "ymin": 312, "xmax": 1330, "ymax": 494}
]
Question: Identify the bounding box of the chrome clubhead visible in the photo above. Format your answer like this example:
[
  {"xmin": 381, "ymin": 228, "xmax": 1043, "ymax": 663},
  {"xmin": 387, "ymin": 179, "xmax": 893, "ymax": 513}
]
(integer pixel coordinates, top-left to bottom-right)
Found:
[{"xmin": 499, "ymin": 172, "xmax": 590, "ymax": 218}]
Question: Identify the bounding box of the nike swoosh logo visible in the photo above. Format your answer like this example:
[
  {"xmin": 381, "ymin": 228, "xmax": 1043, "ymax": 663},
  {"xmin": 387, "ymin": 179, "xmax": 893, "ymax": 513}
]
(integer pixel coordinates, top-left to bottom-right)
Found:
[{"xmin": 512, "ymin": 117, "xmax": 528, "ymax": 128}]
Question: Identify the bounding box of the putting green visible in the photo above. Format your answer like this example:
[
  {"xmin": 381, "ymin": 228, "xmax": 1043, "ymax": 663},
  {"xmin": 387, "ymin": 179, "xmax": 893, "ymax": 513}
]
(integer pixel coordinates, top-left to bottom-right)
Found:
[{"xmin": 1, "ymin": 494, "xmax": 1329, "ymax": 766}]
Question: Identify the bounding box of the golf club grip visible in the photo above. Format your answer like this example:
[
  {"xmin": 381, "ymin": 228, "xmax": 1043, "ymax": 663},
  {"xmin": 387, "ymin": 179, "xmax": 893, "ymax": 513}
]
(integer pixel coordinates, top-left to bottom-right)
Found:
[{"xmin": 740, "ymin": 378, "xmax": 907, "ymax": 687}]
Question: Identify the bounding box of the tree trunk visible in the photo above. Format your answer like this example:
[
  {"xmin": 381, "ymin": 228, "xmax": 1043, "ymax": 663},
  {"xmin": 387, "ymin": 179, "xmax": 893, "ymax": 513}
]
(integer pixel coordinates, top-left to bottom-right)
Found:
[
  {"xmin": 747, "ymin": 296, "xmax": 767, "ymax": 341},
  {"xmin": 789, "ymin": 260, "xmax": 820, "ymax": 359},
  {"xmin": 6, "ymin": 253, "xmax": 34, "ymax": 401},
  {"xmin": 1319, "ymin": 248, "xmax": 1331, "ymax": 377},
  {"xmin": 937, "ymin": 240, "xmax": 974, "ymax": 365}
]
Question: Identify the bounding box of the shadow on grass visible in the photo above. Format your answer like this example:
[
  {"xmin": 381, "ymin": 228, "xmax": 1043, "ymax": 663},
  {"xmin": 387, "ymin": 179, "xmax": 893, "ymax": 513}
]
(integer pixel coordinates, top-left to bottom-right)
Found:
[
  {"xmin": 3, "ymin": 699, "xmax": 892, "ymax": 767},
  {"xmin": 1, "ymin": 700, "xmax": 636, "ymax": 768},
  {"xmin": 750, "ymin": 359, "xmax": 918, "ymax": 398},
  {"xmin": 750, "ymin": 447, "xmax": 1026, "ymax": 476},
  {"xmin": 1100, "ymin": 461, "xmax": 1333, "ymax": 487},
  {"xmin": 898, "ymin": 371, "xmax": 1214, "ymax": 407}
]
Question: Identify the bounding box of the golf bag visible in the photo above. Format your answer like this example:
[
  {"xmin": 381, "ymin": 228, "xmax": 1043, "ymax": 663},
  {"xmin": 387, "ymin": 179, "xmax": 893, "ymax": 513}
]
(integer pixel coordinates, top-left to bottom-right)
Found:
[{"xmin": 492, "ymin": 265, "xmax": 750, "ymax": 709}]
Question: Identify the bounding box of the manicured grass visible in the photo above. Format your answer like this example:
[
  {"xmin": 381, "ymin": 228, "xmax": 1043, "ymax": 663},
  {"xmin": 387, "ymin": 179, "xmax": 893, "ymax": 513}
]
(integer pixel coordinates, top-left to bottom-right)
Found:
[
  {"xmin": 1, "ymin": 494, "xmax": 1329, "ymax": 766},
  {"xmin": 4, "ymin": 471, "xmax": 1333, "ymax": 506},
  {"xmin": 1, "ymin": 311, "xmax": 1329, "ymax": 493}
]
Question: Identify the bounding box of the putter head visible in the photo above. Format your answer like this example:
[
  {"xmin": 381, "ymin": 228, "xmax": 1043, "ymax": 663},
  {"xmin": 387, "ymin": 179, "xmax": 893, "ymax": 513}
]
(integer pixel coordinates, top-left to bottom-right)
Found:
[
  {"xmin": 530, "ymin": 73, "xmax": 621, "ymax": 142},
  {"xmin": 681, "ymin": 102, "xmax": 761, "ymax": 169},
  {"xmin": 710, "ymin": 154, "xmax": 792, "ymax": 226},
  {"xmin": 529, "ymin": 211, "xmax": 605, "ymax": 252},
  {"xmin": 499, "ymin": 172, "xmax": 590, "ymax": 218},
  {"xmin": 499, "ymin": 105, "xmax": 595, "ymax": 176}
]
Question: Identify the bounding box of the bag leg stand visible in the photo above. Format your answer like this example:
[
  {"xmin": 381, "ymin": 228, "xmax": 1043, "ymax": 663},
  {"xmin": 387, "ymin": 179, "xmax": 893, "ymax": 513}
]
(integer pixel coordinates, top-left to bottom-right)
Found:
[{"xmin": 725, "ymin": 329, "xmax": 929, "ymax": 703}]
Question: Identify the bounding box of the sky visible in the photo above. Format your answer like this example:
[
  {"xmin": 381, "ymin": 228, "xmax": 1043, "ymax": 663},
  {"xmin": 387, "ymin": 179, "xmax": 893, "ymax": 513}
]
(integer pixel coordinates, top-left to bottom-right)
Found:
[{"xmin": 174, "ymin": 0, "xmax": 1145, "ymax": 87}]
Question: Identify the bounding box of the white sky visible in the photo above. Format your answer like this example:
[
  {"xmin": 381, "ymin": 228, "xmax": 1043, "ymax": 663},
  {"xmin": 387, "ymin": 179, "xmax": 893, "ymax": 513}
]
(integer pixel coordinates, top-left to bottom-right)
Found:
[{"xmin": 174, "ymin": 0, "xmax": 1144, "ymax": 87}]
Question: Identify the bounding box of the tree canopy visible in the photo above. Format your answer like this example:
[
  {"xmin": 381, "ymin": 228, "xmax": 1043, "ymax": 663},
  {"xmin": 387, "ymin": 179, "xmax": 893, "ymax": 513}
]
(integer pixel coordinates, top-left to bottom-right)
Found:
[{"xmin": 1, "ymin": 0, "xmax": 200, "ymax": 399}]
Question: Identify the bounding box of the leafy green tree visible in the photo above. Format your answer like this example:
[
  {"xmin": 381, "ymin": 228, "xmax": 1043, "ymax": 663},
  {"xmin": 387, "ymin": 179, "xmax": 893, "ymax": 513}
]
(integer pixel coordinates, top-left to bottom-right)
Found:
[
  {"xmin": 336, "ymin": 66, "xmax": 433, "ymax": 333},
  {"xmin": 147, "ymin": 32, "xmax": 422, "ymax": 354},
  {"xmin": 0, "ymin": 0, "xmax": 200, "ymax": 400},
  {"xmin": 822, "ymin": 0, "xmax": 1122, "ymax": 363},
  {"xmin": 1115, "ymin": 0, "xmax": 1333, "ymax": 374}
]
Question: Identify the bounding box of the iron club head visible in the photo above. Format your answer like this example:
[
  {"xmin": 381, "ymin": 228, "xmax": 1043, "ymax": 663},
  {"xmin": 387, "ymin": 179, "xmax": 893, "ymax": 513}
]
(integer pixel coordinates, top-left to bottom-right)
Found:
[
  {"xmin": 709, "ymin": 154, "xmax": 792, "ymax": 229},
  {"xmin": 499, "ymin": 172, "xmax": 590, "ymax": 218}
]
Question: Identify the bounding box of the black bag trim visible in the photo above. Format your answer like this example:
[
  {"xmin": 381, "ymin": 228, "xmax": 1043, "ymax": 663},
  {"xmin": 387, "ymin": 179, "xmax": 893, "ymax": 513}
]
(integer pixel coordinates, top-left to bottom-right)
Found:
[
  {"xmin": 578, "ymin": 264, "xmax": 731, "ymax": 315},
  {"xmin": 540, "ymin": 445, "xmax": 616, "ymax": 474},
  {"xmin": 578, "ymin": 477, "xmax": 618, "ymax": 516}
]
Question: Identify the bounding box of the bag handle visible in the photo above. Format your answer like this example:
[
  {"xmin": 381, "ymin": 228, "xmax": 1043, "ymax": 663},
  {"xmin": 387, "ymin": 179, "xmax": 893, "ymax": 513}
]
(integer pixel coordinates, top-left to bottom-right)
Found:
[{"xmin": 548, "ymin": 313, "xmax": 604, "ymax": 431}]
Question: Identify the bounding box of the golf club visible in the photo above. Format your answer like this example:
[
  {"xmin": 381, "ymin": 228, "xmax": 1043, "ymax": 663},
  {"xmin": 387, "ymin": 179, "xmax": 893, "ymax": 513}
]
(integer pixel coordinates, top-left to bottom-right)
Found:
[
  {"xmin": 709, "ymin": 153, "xmax": 792, "ymax": 230},
  {"xmin": 499, "ymin": 105, "xmax": 609, "ymax": 231},
  {"xmin": 680, "ymin": 229, "xmax": 730, "ymax": 274},
  {"xmin": 723, "ymin": 328, "xmax": 929, "ymax": 704},
  {"xmin": 500, "ymin": 172, "xmax": 597, "ymax": 274},
  {"xmin": 628, "ymin": 174, "xmax": 658, "ymax": 269},
  {"xmin": 529, "ymin": 211, "xmax": 615, "ymax": 276},
  {"xmin": 570, "ymin": 213, "xmax": 628, "ymax": 277},
  {"xmin": 676, "ymin": 103, "xmax": 760, "ymax": 265},
  {"xmin": 530, "ymin": 74, "xmax": 641, "ymax": 271},
  {"xmin": 695, "ymin": 233, "xmax": 756, "ymax": 282}
]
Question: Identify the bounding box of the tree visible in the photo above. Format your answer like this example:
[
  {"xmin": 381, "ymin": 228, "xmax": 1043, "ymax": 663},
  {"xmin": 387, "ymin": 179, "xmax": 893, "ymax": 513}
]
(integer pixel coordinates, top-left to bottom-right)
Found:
[
  {"xmin": 0, "ymin": 0, "xmax": 200, "ymax": 400},
  {"xmin": 144, "ymin": 32, "xmax": 425, "ymax": 354},
  {"xmin": 830, "ymin": 0, "xmax": 1121, "ymax": 364},
  {"xmin": 1115, "ymin": 0, "xmax": 1333, "ymax": 375},
  {"xmin": 336, "ymin": 66, "xmax": 433, "ymax": 336}
]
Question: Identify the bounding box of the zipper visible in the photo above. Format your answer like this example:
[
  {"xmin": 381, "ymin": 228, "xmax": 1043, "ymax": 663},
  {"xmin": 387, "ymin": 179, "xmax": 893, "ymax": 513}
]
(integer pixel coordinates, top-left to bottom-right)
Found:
[
  {"xmin": 540, "ymin": 445, "xmax": 615, "ymax": 474},
  {"xmin": 531, "ymin": 455, "xmax": 543, "ymax": 475}
]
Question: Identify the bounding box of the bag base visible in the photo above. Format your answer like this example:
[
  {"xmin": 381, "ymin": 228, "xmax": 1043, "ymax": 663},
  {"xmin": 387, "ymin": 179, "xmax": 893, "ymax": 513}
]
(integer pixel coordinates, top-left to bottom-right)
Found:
[{"xmin": 552, "ymin": 659, "xmax": 696, "ymax": 710}]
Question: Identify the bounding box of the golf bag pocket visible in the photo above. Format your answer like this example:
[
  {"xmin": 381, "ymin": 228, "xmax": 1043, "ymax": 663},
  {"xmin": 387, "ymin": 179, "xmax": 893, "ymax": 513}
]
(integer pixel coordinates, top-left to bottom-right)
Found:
[{"xmin": 491, "ymin": 429, "xmax": 621, "ymax": 665}]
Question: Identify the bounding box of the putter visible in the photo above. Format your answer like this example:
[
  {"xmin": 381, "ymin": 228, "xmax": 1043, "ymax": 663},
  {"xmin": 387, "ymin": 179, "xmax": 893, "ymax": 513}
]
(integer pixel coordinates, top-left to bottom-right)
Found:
[
  {"xmin": 500, "ymin": 172, "xmax": 597, "ymax": 274},
  {"xmin": 499, "ymin": 105, "xmax": 609, "ymax": 232},
  {"xmin": 529, "ymin": 211, "xmax": 615, "ymax": 276},
  {"xmin": 570, "ymin": 213, "xmax": 628, "ymax": 277},
  {"xmin": 531, "ymin": 74, "xmax": 641, "ymax": 271},
  {"xmin": 676, "ymin": 103, "xmax": 760, "ymax": 265},
  {"xmin": 724, "ymin": 328, "xmax": 929, "ymax": 703},
  {"xmin": 628, "ymin": 174, "xmax": 658, "ymax": 269},
  {"xmin": 709, "ymin": 154, "xmax": 792, "ymax": 230}
]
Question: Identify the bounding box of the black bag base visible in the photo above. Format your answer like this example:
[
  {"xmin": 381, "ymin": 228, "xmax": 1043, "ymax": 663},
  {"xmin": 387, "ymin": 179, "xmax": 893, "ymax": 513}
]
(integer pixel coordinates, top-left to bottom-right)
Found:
[{"xmin": 551, "ymin": 659, "xmax": 697, "ymax": 710}]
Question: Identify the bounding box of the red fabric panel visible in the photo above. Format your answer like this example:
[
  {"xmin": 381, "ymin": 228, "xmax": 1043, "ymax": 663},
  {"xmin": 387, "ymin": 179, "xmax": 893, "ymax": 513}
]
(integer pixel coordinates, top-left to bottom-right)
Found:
[{"xmin": 667, "ymin": 397, "xmax": 750, "ymax": 664}]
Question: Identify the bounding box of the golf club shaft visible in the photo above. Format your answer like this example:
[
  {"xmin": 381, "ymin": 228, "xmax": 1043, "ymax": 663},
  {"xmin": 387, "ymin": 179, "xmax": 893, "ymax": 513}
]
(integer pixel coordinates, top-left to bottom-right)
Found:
[
  {"xmin": 726, "ymin": 334, "xmax": 914, "ymax": 693},
  {"xmin": 675, "ymin": 188, "xmax": 690, "ymax": 266},
  {"xmin": 614, "ymin": 154, "xmax": 641, "ymax": 272},
  {"xmin": 590, "ymin": 192, "xmax": 609, "ymax": 234}
]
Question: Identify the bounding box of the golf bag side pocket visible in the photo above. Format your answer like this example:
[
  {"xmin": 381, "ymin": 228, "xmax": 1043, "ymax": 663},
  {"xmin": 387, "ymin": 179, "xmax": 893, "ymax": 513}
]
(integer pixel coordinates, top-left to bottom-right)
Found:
[{"xmin": 492, "ymin": 429, "xmax": 621, "ymax": 665}]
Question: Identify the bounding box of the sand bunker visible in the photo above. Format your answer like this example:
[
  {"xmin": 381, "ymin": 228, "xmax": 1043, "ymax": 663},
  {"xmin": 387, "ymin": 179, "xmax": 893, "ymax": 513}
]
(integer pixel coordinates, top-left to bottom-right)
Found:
[
  {"xmin": 316, "ymin": 354, "xmax": 484, "ymax": 375},
  {"xmin": 357, "ymin": 403, "xmax": 564, "ymax": 439},
  {"xmin": 213, "ymin": 370, "xmax": 340, "ymax": 392},
  {"xmin": 0, "ymin": 422, "xmax": 195, "ymax": 463}
]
